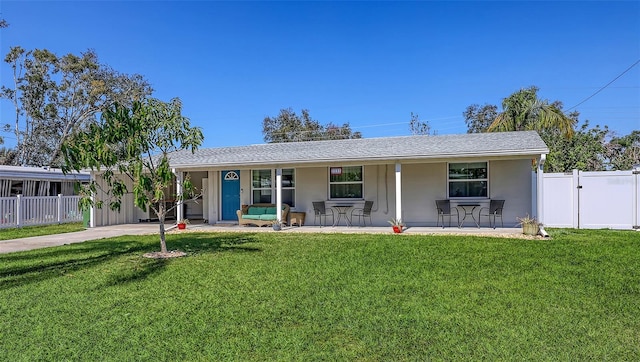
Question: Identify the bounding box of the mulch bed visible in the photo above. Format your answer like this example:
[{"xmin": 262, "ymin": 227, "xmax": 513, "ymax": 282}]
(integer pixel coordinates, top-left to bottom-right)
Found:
[{"xmin": 143, "ymin": 250, "xmax": 187, "ymax": 259}]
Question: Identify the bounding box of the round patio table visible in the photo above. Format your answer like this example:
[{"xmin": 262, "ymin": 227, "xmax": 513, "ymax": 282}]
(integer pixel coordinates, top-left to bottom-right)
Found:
[
  {"xmin": 332, "ymin": 204, "xmax": 353, "ymax": 226},
  {"xmin": 457, "ymin": 204, "xmax": 480, "ymax": 228}
]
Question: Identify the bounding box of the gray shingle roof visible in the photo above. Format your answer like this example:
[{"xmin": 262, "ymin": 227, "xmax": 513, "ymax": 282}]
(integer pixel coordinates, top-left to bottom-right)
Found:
[{"xmin": 168, "ymin": 131, "xmax": 548, "ymax": 168}]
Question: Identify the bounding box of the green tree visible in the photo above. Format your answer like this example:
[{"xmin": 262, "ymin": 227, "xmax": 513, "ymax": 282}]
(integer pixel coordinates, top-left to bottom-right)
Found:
[
  {"xmin": 541, "ymin": 122, "xmax": 609, "ymax": 172},
  {"xmin": 607, "ymin": 130, "xmax": 640, "ymax": 170},
  {"xmin": 1, "ymin": 47, "xmax": 152, "ymax": 167},
  {"xmin": 463, "ymin": 104, "xmax": 498, "ymax": 133},
  {"xmin": 0, "ymin": 147, "xmax": 16, "ymax": 165},
  {"xmin": 464, "ymin": 87, "xmax": 639, "ymax": 172},
  {"xmin": 488, "ymin": 86, "xmax": 575, "ymax": 138},
  {"xmin": 262, "ymin": 108, "xmax": 362, "ymax": 143},
  {"xmin": 323, "ymin": 122, "xmax": 362, "ymax": 140},
  {"xmin": 62, "ymin": 98, "xmax": 204, "ymax": 255}
]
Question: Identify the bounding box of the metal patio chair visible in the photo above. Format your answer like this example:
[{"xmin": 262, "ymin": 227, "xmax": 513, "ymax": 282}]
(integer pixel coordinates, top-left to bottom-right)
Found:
[
  {"xmin": 435, "ymin": 199, "xmax": 460, "ymax": 228},
  {"xmin": 478, "ymin": 199, "xmax": 505, "ymax": 229},
  {"xmin": 351, "ymin": 200, "xmax": 374, "ymax": 227},
  {"xmin": 312, "ymin": 201, "xmax": 334, "ymax": 227}
]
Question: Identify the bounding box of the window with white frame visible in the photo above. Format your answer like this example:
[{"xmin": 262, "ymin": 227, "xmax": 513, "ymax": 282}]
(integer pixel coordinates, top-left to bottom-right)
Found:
[
  {"xmin": 329, "ymin": 166, "xmax": 363, "ymax": 199},
  {"xmin": 252, "ymin": 169, "xmax": 272, "ymax": 203},
  {"xmin": 448, "ymin": 162, "xmax": 488, "ymax": 198},
  {"xmin": 280, "ymin": 169, "xmax": 296, "ymax": 207},
  {"xmin": 251, "ymin": 169, "xmax": 296, "ymax": 207}
]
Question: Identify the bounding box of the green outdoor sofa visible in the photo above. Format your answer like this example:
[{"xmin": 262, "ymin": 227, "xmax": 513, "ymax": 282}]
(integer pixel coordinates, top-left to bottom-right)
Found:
[{"xmin": 237, "ymin": 203, "xmax": 290, "ymax": 227}]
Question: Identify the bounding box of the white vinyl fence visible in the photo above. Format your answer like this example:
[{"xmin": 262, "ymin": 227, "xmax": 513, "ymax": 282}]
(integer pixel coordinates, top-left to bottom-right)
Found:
[
  {"xmin": 540, "ymin": 169, "xmax": 640, "ymax": 230},
  {"xmin": 0, "ymin": 194, "xmax": 83, "ymax": 229}
]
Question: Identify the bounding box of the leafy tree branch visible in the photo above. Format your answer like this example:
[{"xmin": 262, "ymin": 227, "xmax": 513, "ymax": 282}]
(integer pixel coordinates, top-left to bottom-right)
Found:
[
  {"xmin": 262, "ymin": 108, "xmax": 362, "ymax": 143},
  {"xmin": 62, "ymin": 98, "xmax": 204, "ymax": 254},
  {"xmin": 1, "ymin": 47, "xmax": 152, "ymax": 166},
  {"xmin": 464, "ymin": 86, "xmax": 638, "ymax": 171}
]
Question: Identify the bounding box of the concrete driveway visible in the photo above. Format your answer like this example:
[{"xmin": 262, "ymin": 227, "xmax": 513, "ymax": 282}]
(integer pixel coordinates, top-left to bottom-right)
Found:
[{"xmin": 0, "ymin": 224, "xmax": 161, "ymax": 254}]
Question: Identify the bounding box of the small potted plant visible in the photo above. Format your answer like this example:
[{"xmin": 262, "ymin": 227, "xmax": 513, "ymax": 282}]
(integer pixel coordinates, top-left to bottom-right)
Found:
[
  {"xmin": 388, "ymin": 218, "xmax": 405, "ymax": 233},
  {"xmin": 517, "ymin": 215, "xmax": 540, "ymax": 236},
  {"xmin": 271, "ymin": 219, "xmax": 283, "ymax": 231},
  {"xmin": 177, "ymin": 219, "xmax": 189, "ymax": 230}
]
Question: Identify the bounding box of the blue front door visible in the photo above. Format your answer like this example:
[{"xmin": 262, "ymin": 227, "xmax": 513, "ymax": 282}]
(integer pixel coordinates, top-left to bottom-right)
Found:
[{"xmin": 221, "ymin": 170, "xmax": 240, "ymax": 221}]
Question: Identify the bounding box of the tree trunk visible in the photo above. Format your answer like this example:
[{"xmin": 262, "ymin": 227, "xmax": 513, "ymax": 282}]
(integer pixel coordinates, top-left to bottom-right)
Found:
[
  {"xmin": 158, "ymin": 220, "xmax": 167, "ymax": 253},
  {"xmin": 156, "ymin": 204, "xmax": 168, "ymax": 253}
]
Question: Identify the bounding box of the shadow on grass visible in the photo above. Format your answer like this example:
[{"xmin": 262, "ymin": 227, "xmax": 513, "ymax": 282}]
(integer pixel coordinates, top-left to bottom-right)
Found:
[
  {"xmin": 169, "ymin": 232, "xmax": 262, "ymax": 254},
  {"xmin": 0, "ymin": 232, "xmax": 262, "ymax": 290}
]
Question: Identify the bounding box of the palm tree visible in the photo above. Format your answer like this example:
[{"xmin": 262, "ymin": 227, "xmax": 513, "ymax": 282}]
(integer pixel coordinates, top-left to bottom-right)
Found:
[{"xmin": 488, "ymin": 86, "xmax": 575, "ymax": 138}]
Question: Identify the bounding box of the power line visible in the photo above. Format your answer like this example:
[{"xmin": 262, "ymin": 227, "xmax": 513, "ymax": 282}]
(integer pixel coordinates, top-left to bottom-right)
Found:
[{"xmin": 567, "ymin": 59, "xmax": 640, "ymax": 111}]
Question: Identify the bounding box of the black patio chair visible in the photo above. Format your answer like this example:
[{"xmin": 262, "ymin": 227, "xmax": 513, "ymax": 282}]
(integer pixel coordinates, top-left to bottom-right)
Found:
[
  {"xmin": 351, "ymin": 200, "xmax": 373, "ymax": 227},
  {"xmin": 312, "ymin": 201, "xmax": 334, "ymax": 227},
  {"xmin": 479, "ymin": 200, "xmax": 505, "ymax": 229},
  {"xmin": 435, "ymin": 199, "xmax": 460, "ymax": 228}
]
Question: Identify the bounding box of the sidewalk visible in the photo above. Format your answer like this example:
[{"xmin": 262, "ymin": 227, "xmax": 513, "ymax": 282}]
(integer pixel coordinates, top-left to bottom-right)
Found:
[{"xmin": 0, "ymin": 224, "xmax": 160, "ymax": 254}]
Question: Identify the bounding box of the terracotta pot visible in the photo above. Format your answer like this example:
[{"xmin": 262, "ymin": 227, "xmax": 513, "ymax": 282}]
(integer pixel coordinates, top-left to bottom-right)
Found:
[
  {"xmin": 392, "ymin": 225, "xmax": 402, "ymax": 233},
  {"xmin": 177, "ymin": 223, "xmax": 186, "ymax": 230}
]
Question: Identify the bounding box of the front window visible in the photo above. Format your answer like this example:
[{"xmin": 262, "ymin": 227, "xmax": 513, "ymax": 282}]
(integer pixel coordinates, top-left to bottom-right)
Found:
[
  {"xmin": 448, "ymin": 162, "xmax": 488, "ymax": 198},
  {"xmin": 251, "ymin": 169, "xmax": 295, "ymax": 206},
  {"xmin": 252, "ymin": 169, "xmax": 272, "ymax": 203},
  {"xmin": 329, "ymin": 166, "xmax": 363, "ymax": 199},
  {"xmin": 281, "ymin": 169, "xmax": 296, "ymax": 207}
]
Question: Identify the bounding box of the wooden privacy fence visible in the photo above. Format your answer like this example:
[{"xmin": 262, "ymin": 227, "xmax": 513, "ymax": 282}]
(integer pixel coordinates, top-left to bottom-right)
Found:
[
  {"xmin": 539, "ymin": 169, "xmax": 640, "ymax": 230},
  {"xmin": 0, "ymin": 195, "xmax": 83, "ymax": 229}
]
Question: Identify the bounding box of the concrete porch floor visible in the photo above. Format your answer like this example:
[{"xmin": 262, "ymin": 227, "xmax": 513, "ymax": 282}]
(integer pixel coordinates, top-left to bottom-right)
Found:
[
  {"xmin": 0, "ymin": 221, "xmax": 531, "ymax": 254},
  {"xmin": 183, "ymin": 220, "xmax": 525, "ymax": 237}
]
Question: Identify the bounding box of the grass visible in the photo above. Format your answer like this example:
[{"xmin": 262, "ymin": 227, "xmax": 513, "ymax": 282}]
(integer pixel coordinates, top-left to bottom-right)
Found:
[
  {"xmin": 0, "ymin": 222, "xmax": 85, "ymax": 241},
  {"xmin": 0, "ymin": 229, "xmax": 638, "ymax": 360}
]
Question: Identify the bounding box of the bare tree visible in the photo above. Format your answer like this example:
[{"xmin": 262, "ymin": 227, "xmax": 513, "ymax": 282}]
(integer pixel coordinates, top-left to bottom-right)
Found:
[{"xmin": 409, "ymin": 112, "xmax": 432, "ymax": 135}]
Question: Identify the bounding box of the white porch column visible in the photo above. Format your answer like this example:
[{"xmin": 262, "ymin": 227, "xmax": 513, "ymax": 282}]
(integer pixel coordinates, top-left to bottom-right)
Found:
[
  {"xmin": 276, "ymin": 168, "xmax": 283, "ymax": 222},
  {"xmin": 202, "ymin": 177, "xmax": 208, "ymax": 223},
  {"xmin": 395, "ymin": 163, "xmax": 402, "ymax": 222},
  {"xmin": 174, "ymin": 169, "xmax": 183, "ymax": 222},
  {"xmin": 207, "ymin": 171, "xmax": 215, "ymax": 225},
  {"xmin": 536, "ymin": 154, "xmax": 546, "ymax": 225}
]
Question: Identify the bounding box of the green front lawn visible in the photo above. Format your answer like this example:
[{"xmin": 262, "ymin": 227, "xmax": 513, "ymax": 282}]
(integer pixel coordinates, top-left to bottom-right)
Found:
[
  {"xmin": 0, "ymin": 222, "xmax": 85, "ymax": 241},
  {"xmin": 0, "ymin": 229, "xmax": 638, "ymax": 360}
]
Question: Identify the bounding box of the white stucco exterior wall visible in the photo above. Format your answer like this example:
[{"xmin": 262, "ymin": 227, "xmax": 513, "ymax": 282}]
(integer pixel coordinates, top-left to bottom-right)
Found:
[
  {"xmin": 295, "ymin": 166, "xmax": 329, "ymax": 219},
  {"xmin": 92, "ymin": 159, "xmax": 537, "ymax": 228},
  {"xmin": 401, "ymin": 163, "xmax": 446, "ymax": 226},
  {"xmin": 487, "ymin": 159, "xmax": 533, "ymax": 227}
]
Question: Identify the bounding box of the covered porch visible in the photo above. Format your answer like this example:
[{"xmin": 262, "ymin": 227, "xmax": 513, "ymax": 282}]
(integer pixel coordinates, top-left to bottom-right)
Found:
[
  {"xmin": 90, "ymin": 131, "xmax": 549, "ymax": 230},
  {"xmin": 166, "ymin": 132, "xmax": 548, "ymax": 230}
]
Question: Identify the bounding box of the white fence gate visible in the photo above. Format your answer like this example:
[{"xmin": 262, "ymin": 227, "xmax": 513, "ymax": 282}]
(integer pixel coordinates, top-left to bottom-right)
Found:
[
  {"xmin": 0, "ymin": 194, "xmax": 83, "ymax": 229},
  {"xmin": 541, "ymin": 169, "xmax": 639, "ymax": 230}
]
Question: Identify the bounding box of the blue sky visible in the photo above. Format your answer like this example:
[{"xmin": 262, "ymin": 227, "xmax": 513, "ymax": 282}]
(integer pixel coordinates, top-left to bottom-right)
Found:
[{"xmin": 1, "ymin": 1, "xmax": 639, "ymax": 148}]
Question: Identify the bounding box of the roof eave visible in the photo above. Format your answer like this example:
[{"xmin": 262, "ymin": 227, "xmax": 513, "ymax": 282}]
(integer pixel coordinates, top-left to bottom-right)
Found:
[{"xmin": 169, "ymin": 148, "xmax": 549, "ymax": 169}]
